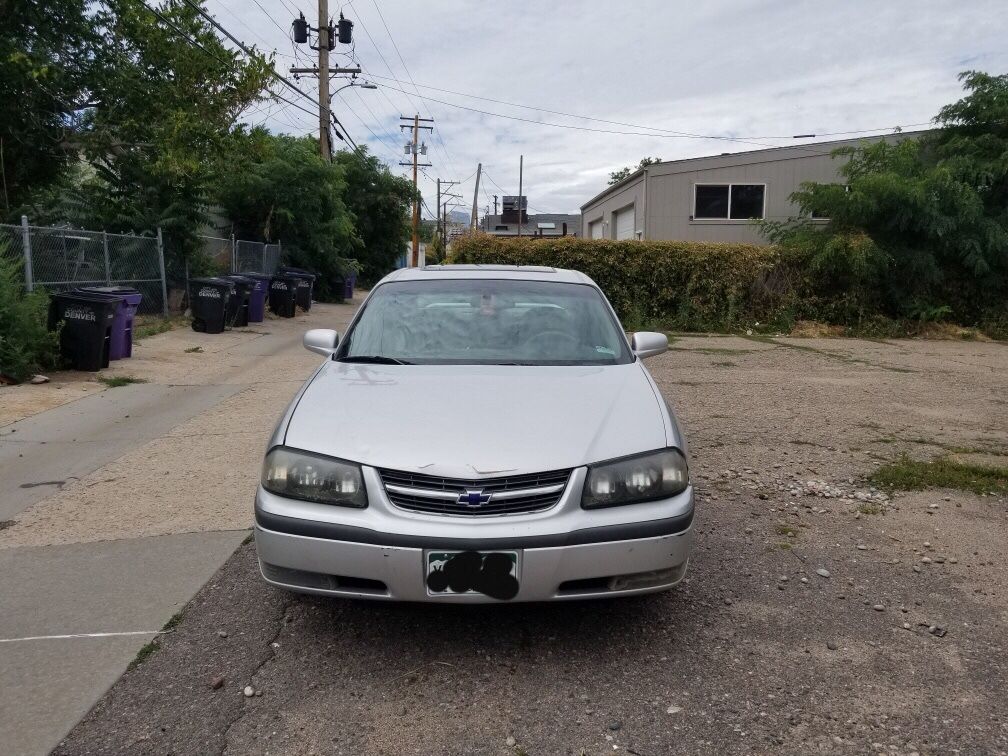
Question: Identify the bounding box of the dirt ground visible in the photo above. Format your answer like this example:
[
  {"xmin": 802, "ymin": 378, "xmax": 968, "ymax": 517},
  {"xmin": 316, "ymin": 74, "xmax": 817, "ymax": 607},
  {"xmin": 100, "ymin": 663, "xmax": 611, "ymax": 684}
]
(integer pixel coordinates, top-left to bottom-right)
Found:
[{"xmin": 55, "ymin": 333, "xmax": 1008, "ymax": 756}]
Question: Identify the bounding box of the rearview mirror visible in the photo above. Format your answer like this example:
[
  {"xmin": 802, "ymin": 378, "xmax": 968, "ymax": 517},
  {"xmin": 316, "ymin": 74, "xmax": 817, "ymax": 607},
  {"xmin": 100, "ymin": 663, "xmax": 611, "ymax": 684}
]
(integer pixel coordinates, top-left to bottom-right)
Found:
[
  {"xmin": 630, "ymin": 331, "xmax": 668, "ymax": 359},
  {"xmin": 303, "ymin": 329, "xmax": 339, "ymax": 357}
]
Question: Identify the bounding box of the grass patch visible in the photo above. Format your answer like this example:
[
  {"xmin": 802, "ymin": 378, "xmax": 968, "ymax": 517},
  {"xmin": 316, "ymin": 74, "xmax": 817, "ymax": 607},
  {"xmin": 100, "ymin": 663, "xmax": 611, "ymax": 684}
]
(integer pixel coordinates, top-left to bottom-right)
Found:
[
  {"xmin": 667, "ymin": 346, "xmax": 757, "ymax": 355},
  {"xmin": 869, "ymin": 456, "xmax": 1008, "ymax": 495},
  {"xmin": 774, "ymin": 522, "xmax": 798, "ymax": 537},
  {"xmin": 184, "ymin": 346, "xmax": 203, "ymax": 353},
  {"xmin": 133, "ymin": 315, "xmax": 186, "ymax": 340},
  {"xmin": 711, "ymin": 360, "xmax": 737, "ymax": 367},
  {"xmin": 98, "ymin": 375, "xmax": 147, "ymax": 388},
  {"xmin": 741, "ymin": 334, "xmax": 915, "ymax": 374},
  {"xmin": 162, "ymin": 610, "xmax": 185, "ymax": 632},
  {"xmin": 857, "ymin": 502, "xmax": 884, "ymax": 515},
  {"xmin": 128, "ymin": 640, "xmax": 159, "ymax": 671}
]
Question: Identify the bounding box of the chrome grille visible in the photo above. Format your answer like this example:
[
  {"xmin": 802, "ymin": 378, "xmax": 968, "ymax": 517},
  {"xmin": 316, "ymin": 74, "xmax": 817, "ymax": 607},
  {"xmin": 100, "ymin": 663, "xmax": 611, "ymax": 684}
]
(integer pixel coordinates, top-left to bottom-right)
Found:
[{"xmin": 378, "ymin": 467, "xmax": 571, "ymax": 516}]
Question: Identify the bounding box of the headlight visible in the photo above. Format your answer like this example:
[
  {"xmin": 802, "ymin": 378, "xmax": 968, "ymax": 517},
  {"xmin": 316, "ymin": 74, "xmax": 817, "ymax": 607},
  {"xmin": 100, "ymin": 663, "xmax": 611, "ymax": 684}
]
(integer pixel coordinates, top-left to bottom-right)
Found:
[
  {"xmin": 261, "ymin": 446, "xmax": 367, "ymax": 508},
  {"xmin": 582, "ymin": 448, "xmax": 689, "ymax": 509}
]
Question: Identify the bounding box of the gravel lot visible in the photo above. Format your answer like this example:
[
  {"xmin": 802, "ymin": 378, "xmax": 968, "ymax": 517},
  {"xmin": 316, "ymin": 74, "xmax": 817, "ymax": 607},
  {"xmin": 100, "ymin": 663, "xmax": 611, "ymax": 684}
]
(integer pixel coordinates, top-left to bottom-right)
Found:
[{"xmin": 57, "ymin": 334, "xmax": 1008, "ymax": 755}]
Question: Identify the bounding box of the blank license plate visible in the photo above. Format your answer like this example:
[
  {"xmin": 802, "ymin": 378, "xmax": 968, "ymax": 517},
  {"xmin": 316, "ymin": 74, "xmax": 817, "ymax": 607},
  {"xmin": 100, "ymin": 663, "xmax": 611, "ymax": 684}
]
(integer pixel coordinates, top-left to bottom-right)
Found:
[{"xmin": 425, "ymin": 550, "xmax": 520, "ymax": 600}]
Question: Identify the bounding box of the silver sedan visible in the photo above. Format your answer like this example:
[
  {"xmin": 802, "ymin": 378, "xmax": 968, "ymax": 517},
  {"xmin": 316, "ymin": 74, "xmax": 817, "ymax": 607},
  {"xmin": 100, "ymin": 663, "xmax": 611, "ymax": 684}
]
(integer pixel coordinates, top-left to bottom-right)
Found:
[{"xmin": 254, "ymin": 265, "xmax": 693, "ymax": 602}]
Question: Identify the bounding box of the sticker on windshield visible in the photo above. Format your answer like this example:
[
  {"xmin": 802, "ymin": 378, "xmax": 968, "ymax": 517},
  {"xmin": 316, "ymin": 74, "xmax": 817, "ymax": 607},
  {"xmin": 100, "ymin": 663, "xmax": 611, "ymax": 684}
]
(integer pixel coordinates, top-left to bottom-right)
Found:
[{"xmin": 595, "ymin": 346, "xmax": 616, "ymax": 355}]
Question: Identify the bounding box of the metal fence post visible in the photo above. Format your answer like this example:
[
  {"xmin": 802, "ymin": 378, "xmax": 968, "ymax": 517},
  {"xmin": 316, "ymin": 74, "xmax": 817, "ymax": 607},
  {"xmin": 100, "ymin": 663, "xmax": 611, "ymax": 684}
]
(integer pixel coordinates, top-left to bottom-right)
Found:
[
  {"xmin": 102, "ymin": 231, "xmax": 111, "ymax": 285},
  {"xmin": 262, "ymin": 242, "xmax": 267, "ymax": 272},
  {"xmin": 230, "ymin": 233, "xmax": 236, "ymax": 273},
  {"xmin": 156, "ymin": 227, "xmax": 169, "ymax": 317},
  {"xmin": 20, "ymin": 215, "xmax": 33, "ymax": 291}
]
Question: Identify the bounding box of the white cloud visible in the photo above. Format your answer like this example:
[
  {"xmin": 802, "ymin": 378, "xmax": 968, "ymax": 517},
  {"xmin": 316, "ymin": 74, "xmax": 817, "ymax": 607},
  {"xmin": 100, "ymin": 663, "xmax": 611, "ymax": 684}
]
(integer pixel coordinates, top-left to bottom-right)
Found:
[{"xmin": 211, "ymin": 0, "xmax": 1008, "ymax": 215}]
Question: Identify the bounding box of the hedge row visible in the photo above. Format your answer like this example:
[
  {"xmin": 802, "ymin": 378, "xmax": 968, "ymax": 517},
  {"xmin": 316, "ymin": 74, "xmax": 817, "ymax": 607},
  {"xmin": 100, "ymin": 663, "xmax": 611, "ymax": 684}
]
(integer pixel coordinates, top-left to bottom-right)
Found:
[{"xmin": 447, "ymin": 234, "xmax": 813, "ymax": 332}]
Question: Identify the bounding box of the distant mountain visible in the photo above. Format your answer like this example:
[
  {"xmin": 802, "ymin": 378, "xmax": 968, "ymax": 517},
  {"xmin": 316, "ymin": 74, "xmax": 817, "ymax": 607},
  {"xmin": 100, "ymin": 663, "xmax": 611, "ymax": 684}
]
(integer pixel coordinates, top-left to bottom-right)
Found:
[{"xmin": 448, "ymin": 210, "xmax": 470, "ymax": 224}]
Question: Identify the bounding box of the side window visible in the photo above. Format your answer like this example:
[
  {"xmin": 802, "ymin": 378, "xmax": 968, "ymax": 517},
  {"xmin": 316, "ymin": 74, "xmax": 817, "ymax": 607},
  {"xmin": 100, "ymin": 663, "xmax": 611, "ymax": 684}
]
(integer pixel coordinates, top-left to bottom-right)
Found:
[
  {"xmin": 694, "ymin": 184, "xmax": 765, "ymax": 220},
  {"xmin": 729, "ymin": 184, "xmax": 765, "ymax": 219},
  {"xmin": 694, "ymin": 185, "xmax": 729, "ymax": 219}
]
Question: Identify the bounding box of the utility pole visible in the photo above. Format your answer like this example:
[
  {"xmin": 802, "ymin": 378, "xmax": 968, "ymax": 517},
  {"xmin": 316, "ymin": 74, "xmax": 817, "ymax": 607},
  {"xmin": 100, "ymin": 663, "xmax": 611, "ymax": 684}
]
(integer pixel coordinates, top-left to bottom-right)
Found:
[
  {"xmin": 290, "ymin": 8, "xmax": 356, "ymax": 155},
  {"xmin": 436, "ymin": 177, "xmax": 440, "ymax": 244},
  {"xmin": 399, "ymin": 115, "xmax": 433, "ymax": 266},
  {"xmin": 517, "ymin": 155, "xmax": 523, "ymax": 239},
  {"xmin": 317, "ymin": 0, "xmax": 330, "ymax": 160},
  {"xmin": 470, "ymin": 163, "xmax": 482, "ymax": 229}
]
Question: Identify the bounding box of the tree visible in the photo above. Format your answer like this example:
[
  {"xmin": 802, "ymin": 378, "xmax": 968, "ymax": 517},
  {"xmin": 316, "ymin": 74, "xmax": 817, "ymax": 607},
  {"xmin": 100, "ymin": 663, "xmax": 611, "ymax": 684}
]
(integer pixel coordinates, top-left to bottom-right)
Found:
[
  {"xmin": 333, "ymin": 148, "xmax": 416, "ymax": 284},
  {"xmin": 214, "ymin": 130, "xmax": 357, "ymax": 298},
  {"xmin": 0, "ymin": 0, "xmax": 102, "ymax": 215},
  {"xmin": 763, "ymin": 71, "xmax": 1008, "ymax": 323},
  {"xmin": 608, "ymin": 157, "xmax": 661, "ymax": 186},
  {"xmin": 23, "ymin": 0, "xmax": 273, "ymax": 267}
]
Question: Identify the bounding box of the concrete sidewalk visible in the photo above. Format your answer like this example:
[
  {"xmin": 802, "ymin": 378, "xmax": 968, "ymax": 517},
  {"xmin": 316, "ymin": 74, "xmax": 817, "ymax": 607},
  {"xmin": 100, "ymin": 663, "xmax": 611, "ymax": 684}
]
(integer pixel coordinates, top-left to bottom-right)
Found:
[{"xmin": 0, "ymin": 303, "xmax": 359, "ymax": 755}]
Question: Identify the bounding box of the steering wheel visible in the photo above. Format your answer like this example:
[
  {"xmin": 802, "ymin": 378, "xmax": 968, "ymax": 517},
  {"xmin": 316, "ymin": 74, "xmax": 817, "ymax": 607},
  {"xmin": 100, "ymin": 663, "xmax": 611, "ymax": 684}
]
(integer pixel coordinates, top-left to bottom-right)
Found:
[{"xmin": 524, "ymin": 329, "xmax": 580, "ymax": 355}]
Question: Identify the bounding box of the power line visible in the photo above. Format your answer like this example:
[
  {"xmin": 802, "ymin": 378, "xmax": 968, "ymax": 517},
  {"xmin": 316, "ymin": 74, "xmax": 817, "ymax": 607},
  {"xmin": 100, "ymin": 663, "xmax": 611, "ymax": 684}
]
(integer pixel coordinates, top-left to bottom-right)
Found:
[
  {"xmin": 179, "ymin": 0, "xmax": 356, "ymax": 150},
  {"xmin": 367, "ymin": 73, "xmax": 930, "ymax": 149},
  {"xmin": 365, "ymin": 0, "xmax": 457, "ymax": 175}
]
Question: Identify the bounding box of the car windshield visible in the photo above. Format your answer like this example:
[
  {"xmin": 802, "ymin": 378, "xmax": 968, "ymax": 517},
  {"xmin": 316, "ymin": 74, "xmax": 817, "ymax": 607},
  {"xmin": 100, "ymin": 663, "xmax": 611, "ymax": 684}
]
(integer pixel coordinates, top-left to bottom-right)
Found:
[{"xmin": 337, "ymin": 278, "xmax": 632, "ymax": 365}]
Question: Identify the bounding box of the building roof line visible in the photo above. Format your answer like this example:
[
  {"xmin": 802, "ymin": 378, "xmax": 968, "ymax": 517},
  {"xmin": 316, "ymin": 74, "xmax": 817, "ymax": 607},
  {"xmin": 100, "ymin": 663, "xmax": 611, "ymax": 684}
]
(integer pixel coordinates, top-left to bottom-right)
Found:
[{"xmin": 580, "ymin": 129, "xmax": 932, "ymax": 210}]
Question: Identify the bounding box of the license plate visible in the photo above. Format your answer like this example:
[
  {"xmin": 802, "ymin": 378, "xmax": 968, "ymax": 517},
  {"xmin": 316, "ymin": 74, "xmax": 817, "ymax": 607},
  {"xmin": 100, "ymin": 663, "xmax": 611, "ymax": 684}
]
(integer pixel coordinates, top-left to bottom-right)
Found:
[{"xmin": 425, "ymin": 550, "xmax": 520, "ymax": 600}]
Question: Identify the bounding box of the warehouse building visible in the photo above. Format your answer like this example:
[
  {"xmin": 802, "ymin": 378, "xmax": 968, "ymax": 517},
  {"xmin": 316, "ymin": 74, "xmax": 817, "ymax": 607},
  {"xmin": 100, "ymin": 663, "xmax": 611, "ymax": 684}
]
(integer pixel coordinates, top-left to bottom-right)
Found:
[{"xmin": 580, "ymin": 132, "xmax": 924, "ymax": 243}]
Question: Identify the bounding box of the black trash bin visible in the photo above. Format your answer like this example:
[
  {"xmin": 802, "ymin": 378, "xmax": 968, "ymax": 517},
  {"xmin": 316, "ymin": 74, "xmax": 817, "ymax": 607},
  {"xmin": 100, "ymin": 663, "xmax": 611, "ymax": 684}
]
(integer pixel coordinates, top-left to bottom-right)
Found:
[
  {"xmin": 277, "ymin": 266, "xmax": 315, "ymax": 311},
  {"xmin": 190, "ymin": 277, "xmax": 235, "ymax": 334},
  {"xmin": 223, "ymin": 275, "xmax": 255, "ymax": 328},
  {"xmin": 48, "ymin": 291, "xmax": 120, "ymax": 371},
  {"xmin": 268, "ymin": 274, "xmax": 299, "ymax": 318}
]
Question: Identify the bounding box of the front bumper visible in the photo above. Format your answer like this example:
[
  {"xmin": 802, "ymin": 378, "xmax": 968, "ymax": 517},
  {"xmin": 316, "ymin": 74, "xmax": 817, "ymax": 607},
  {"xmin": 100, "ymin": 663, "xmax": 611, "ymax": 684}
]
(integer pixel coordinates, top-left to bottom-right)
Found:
[{"xmin": 253, "ymin": 466, "xmax": 694, "ymax": 603}]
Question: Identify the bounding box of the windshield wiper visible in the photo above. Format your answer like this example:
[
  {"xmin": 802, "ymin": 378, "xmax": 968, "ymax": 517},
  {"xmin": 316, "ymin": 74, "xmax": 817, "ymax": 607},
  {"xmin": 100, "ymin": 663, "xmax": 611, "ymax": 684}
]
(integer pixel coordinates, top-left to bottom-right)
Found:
[{"xmin": 338, "ymin": 355, "xmax": 412, "ymax": 365}]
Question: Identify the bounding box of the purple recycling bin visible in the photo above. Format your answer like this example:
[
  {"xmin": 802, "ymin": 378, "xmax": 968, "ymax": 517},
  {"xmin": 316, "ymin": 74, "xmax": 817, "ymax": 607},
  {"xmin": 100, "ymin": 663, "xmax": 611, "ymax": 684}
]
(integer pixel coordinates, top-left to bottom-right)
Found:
[
  {"xmin": 238, "ymin": 273, "xmax": 272, "ymax": 322},
  {"xmin": 78, "ymin": 286, "xmax": 143, "ymax": 359}
]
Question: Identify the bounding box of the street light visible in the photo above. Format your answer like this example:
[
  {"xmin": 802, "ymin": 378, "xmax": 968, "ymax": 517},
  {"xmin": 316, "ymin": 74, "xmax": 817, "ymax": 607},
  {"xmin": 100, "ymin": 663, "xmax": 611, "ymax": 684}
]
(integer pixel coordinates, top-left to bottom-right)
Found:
[{"xmin": 330, "ymin": 80, "xmax": 377, "ymax": 102}]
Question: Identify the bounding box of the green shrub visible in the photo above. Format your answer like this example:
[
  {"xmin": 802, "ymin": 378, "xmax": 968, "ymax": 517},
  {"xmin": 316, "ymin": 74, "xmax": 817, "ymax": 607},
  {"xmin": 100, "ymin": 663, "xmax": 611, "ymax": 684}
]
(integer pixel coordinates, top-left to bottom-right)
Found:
[
  {"xmin": 0, "ymin": 252, "xmax": 61, "ymax": 383},
  {"xmin": 448, "ymin": 234, "xmax": 810, "ymax": 332},
  {"xmin": 447, "ymin": 233, "xmax": 1008, "ymax": 336}
]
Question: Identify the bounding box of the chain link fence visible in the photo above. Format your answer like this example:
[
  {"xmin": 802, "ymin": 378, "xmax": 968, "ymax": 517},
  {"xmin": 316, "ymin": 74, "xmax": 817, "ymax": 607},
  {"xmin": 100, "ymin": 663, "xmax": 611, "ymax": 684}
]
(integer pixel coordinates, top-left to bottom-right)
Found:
[
  {"xmin": 2, "ymin": 220, "xmax": 284, "ymax": 317},
  {"xmin": 1, "ymin": 219, "xmax": 168, "ymax": 315},
  {"xmin": 198, "ymin": 235, "xmax": 282, "ymax": 277}
]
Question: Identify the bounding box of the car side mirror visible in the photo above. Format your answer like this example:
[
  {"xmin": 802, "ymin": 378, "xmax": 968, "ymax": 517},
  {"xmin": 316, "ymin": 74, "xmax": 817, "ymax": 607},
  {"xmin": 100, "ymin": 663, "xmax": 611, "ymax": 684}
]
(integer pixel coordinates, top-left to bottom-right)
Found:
[
  {"xmin": 630, "ymin": 331, "xmax": 668, "ymax": 359},
  {"xmin": 303, "ymin": 329, "xmax": 339, "ymax": 357}
]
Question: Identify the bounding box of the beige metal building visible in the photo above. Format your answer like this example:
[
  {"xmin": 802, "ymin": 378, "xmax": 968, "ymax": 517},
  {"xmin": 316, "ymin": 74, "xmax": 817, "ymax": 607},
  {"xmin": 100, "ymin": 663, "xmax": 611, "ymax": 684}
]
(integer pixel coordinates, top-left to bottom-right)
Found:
[{"xmin": 580, "ymin": 132, "xmax": 924, "ymax": 243}]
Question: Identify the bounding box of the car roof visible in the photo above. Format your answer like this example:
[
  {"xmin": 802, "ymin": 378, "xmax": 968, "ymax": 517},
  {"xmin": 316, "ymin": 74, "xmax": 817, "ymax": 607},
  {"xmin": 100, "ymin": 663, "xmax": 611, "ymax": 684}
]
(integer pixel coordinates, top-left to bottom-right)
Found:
[{"xmin": 381, "ymin": 264, "xmax": 594, "ymax": 285}]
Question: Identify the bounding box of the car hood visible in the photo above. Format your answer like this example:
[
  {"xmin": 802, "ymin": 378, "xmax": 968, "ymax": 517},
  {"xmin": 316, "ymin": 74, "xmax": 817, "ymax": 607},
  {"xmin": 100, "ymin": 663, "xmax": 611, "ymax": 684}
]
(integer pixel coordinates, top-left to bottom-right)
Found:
[{"xmin": 283, "ymin": 361, "xmax": 669, "ymax": 478}]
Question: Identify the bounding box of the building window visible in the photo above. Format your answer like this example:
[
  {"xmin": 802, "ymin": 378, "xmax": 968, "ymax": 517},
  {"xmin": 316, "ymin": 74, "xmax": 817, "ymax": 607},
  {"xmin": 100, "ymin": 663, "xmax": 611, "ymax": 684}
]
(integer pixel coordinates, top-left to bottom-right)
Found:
[
  {"xmin": 694, "ymin": 185, "xmax": 729, "ymax": 219},
  {"xmin": 494, "ymin": 225, "xmax": 509, "ymax": 231},
  {"xmin": 693, "ymin": 184, "xmax": 766, "ymax": 220}
]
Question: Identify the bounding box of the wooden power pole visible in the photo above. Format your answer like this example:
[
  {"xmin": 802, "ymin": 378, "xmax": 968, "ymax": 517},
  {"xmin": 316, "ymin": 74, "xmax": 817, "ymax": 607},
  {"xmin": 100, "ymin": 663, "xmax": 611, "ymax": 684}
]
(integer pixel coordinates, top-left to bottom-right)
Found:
[
  {"xmin": 470, "ymin": 163, "xmax": 482, "ymax": 229},
  {"xmin": 399, "ymin": 115, "xmax": 433, "ymax": 266},
  {"xmin": 317, "ymin": 0, "xmax": 330, "ymax": 160}
]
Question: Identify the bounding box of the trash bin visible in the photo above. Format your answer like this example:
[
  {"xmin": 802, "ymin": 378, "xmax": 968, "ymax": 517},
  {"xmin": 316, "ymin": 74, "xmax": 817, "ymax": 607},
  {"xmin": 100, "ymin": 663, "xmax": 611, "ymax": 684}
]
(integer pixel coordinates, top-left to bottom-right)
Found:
[
  {"xmin": 223, "ymin": 275, "xmax": 255, "ymax": 328},
  {"xmin": 190, "ymin": 277, "xmax": 234, "ymax": 334},
  {"xmin": 48, "ymin": 291, "xmax": 120, "ymax": 371},
  {"xmin": 332, "ymin": 274, "xmax": 346, "ymax": 304},
  {"xmin": 343, "ymin": 274, "xmax": 354, "ymax": 300},
  {"xmin": 277, "ymin": 266, "xmax": 315, "ymax": 311},
  {"xmin": 268, "ymin": 274, "xmax": 299, "ymax": 318},
  {"xmin": 77, "ymin": 286, "xmax": 143, "ymax": 359},
  {"xmin": 238, "ymin": 272, "xmax": 271, "ymax": 322}
]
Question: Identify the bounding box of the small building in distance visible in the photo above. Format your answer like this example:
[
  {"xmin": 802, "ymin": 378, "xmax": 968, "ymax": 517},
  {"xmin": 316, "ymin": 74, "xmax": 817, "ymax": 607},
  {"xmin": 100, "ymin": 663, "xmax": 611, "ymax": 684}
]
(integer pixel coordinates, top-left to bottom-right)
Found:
[{"xmin": 480, "ymin": 196, "xmax": 580, "ymax": 238}]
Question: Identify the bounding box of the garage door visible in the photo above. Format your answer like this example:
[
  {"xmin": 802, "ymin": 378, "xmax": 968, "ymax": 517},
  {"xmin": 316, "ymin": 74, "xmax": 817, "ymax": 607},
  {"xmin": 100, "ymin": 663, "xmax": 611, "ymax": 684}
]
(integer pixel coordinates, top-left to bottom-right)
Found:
[
  {"xmin": 588, "ymin": 220, "xmax": 603, "ymax": 239},
  {"xmin": 614, "ymin": 207, "xmax": 635, "ymax": 240}
]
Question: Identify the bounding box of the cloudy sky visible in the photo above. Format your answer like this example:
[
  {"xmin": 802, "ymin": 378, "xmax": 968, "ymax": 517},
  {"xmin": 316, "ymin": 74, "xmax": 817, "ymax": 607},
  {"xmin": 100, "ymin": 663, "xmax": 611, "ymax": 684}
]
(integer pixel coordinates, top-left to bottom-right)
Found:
[{"xmin": 207, "ymin": 0, "xmax": 1007, "ymax": 218}]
